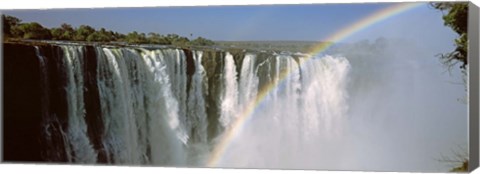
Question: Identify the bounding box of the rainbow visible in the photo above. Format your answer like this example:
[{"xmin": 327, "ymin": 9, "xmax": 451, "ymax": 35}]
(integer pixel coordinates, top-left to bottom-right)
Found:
[{"xmin": 206, "ymin": 2, "xmax": 424, "ymax": 167}]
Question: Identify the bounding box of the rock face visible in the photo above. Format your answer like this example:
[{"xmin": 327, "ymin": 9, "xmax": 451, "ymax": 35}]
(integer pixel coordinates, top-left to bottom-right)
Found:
[{"xmin": 4, "ymin": 43, "xmax": 44, "ymax": 162}]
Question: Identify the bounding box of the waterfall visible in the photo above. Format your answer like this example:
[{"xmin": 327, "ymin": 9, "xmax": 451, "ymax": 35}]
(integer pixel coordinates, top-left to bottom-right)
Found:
[
  {"xmin": 96, "ymin": 47, "xmax": 139, "ymax": 164},
  {"xmin": 219, "ymin": 52, "xmax": 239, "ymax": 128},
  {"xmin": 185, "ymin": 51, "xmax": 209, "ymax": 165},
  {"xmin": 238, "ymin": 54, "xmax": 259, "ymax": 113},
  {"xmin": 141, "ymin": 49, "xmax": 188, "ymax": 165},
  {"xmin": 34, "ymin": 46, "xmax": 49, "ymax": 120},
  {"xmin": 32, "ymin": 44, "xmax": 350, "ymax": 168},
  {"xmin": 94, "ymin": 47, "xmax": 190, "ymax": 165},
  {"xmin": 62, "ymin": 45, "xmax": 98, "ymax": 163},
  {"xmin": 35, "ymin": 46, "xmax": 62, "ymax": 161},
  {"xmin": 299, "ymin": 56, "xmax": 351, "ymax": 135},
  {"xmin": 218, "ymin": 55, "xmax": 351, "ymax": 168}
]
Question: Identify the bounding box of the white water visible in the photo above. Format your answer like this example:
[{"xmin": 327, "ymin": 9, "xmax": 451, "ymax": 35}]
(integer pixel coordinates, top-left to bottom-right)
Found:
[
  {"xmin": 219, "ymin": 52, "xmax": 239, "ymax": 128},
  {"xmin": 142, "ymin": 49, "xmax": 188, "ymax": 165},
  {"xmin": 185, "ymin": 51, "xmax": 209, "ymax": 165},
  {"xmin": 238, "ymin": 54, "xmax": 259, "ymax": 115},
  {"xmin": 97, "ymin": 47, "xmax": 141, "ymax": 164},
  {"xmin": 62, "ymin": 46, "xmax": 98, "ymax": 163},
  {"xmin": 218, "ymin": 55, "xmax": 351, "ymax": 168}
]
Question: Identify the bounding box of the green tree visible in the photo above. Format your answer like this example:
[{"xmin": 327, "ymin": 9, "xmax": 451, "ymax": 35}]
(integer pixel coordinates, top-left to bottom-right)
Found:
[
  {"xmin": 430, "ymin": 2, "xmax": 468, "ymax": 69},
  {"xmin": 147, "ymin": 32, "xmax": 170, "ymax": 45},
  {"xmin": 165, "ymin": 34, "xmax": 180, "ymax": 43},
  {"xmin": 165, "ymin": 34, "xmax": 190, "ymax": 46},
  {"xmin": 2, "ymin": 15, "xmax": 22, "ymax": 38},
  {"xmin": 125, "ymin": 31, "xmax": 147, "ymax": 44},
  {"xmin": 86, "ymin": 28, "xmax": 115, "ymax": 42},
  {"xmin": 86, "ymin": 32, "xmax": 103, "ymax": 42},
  {"xmin": 51, "ymin": 24, "xmax": 75, "ymax": 40},
  {"xmin": 74, "ymin": 25, "xmax": 95, "ymax": 41},
  {"xmin": 50, "ymin": 28, "xmax": 64, "ymax": 40},
  {"xmin": 60, "ymin": 23, "xmax": 75, "ymax": 40},
  {"xmin": 112, "ymin": 31, "xmax": 126, "ymax": 41},
  {"xmin": 3, "ymin": 14, "xmax": 216, "ymax": 46},
  {"xmin": 172, "ymin": 37, "xmax": 189, "ymax": 47},
  {"xmin": 190, "ymin": 37, "xmax": 215, "ymax": 46},
  {"xmin": 15, "ymin": 22, "xmax": 52, "ymax": 40}
]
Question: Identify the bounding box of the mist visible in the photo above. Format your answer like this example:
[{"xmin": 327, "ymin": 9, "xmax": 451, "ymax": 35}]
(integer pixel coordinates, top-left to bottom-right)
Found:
[{"xmin": 216, "ymin": 37, "xmax": 467, "ymax": 172}]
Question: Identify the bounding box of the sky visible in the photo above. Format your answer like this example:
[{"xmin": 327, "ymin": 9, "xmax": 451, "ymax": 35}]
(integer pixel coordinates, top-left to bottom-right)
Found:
[{"xmin": 2, "ymin": 2, "xmax": 457, "ymax": 46}]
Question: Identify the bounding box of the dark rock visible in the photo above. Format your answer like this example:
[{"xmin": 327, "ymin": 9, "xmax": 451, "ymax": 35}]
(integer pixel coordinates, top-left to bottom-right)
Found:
[{"xmin": 3, "ymin": 43, "xmax": 44, "ymax": 162}]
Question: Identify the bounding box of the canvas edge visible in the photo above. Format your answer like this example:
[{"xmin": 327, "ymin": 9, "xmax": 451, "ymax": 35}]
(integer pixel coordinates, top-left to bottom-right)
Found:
[
  {"xmin": 468, "ymin": 1, "xmax": 480, "ymax": 172},
  {"xmin": 0, "ymin": 11, "xmax": 4, "ymax": 164}
]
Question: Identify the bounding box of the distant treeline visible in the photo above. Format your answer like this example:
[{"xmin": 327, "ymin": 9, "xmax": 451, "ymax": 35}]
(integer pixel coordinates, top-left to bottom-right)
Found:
[
  {"xmin": 2, "ymin": 15, "xmax": 215, "ymax": 47},
  {"xmin": 215, "ymin": 40, "xmax": 330, "ymax": 53}
]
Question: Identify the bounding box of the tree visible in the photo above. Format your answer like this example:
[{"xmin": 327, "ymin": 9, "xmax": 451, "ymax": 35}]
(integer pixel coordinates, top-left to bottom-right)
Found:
[
  {"xmin": 124, "ymin": 31, "xmax": 147, "ymax": 44},
  {"xmin": 2, "ymin": 14, "xmax": 216, "ymax": 46},
  {"xmin": 86, "ymin": 32, "xmax": 104, "ymax": 42},
  {"xmin": 51, "ymin": 24, "xmax": 75, "ymax": 40},
  {"xmin": 60, "ymin": 23, "xmax": 75, "ymax": 40},
  {"xmin": 172, "ymin": 36, "xmax": 189, "ymax": 47},
  {"xmin": 86, "ymin": 28, "xmax": 115, "ymax": 42},
  {"xmin": 165, "ymin": 34, "xmax": 190, "ymax": 46},
  {"xmin": 190, "ymin": 37, "xmax": 215, "ymax": 46},
  {"xmin": 74, "ymin": 25, "xmax": 95, "ymax": 41},
  {"xmin": 147, "ymin": 32, "xmax": 170, "ymax": 45},
  {"xmin": 165, "ymin": 34, "xmax": 180, "ymax": 43},
  {"xmin": 112, "ymin": 31, "xmax": 126, "ymax": 41},
  {"xmin": 2, "ymin": 15, "xmax": 22, "ymax": 38},
  {"xmin": 15, "ymin": 22, "xmax": 52, "ymax": 40},
  {"xmin": 430, "ymin": 2, "xmax": 469, "ymax": 70}
]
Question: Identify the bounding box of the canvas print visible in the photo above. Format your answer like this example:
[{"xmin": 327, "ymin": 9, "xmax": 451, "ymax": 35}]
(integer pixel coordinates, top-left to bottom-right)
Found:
[{"xmin": 1, "ymin": 2, "xmax": 473, "ymax": 172}]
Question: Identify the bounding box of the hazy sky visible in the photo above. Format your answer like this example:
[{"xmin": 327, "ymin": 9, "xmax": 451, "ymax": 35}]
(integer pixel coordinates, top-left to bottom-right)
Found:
[{"xmin": 2, "ymin": 2, "xmax": 457, "ymax": 45}]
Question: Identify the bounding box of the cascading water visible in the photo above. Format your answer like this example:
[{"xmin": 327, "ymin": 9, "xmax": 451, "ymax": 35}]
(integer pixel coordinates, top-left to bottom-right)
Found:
[
  {"xmin": 34, "ymin": 46, "xmax": 49, "ymax": 121},
  {"xmin": 185, "ymin": 51, "xmax": 209, "ymax": 165},
  {"xmin": 219, "ymin": 52, "xmax": 239, "ymax": 128},
  {"xmin": 218, "ymin": 54, "xmax": 351, "ymax": 169},
  {"xmin": 34, "ymin": 44, "xmax": 351, "ymax": 168},
  {"xmin": 62, "ymin": 46, "xmax": 99, "ymax": 163},
  {"xmin": 238, "ymin": 54, "xmax": 259, "ymax": 116},
  {"xmin": 96, "ymin": 47, "xmax": 142, "ymax": 164}
]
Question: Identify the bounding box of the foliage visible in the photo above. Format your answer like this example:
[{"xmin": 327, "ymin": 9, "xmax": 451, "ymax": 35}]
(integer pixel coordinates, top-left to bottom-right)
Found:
[
  {"xmin": 123, "ymin": 31, "xmax": 147, "ymax": 44},
  {"xmin": 430, "ymin": 3, "xmax": 469, "ymax": 172},
  {"xmin": 15, "ymin": 22, "xmax": 52, "ymax": 40},
  {"xmin": 437, "ymin": 146, "xmax": 469, "ymax": 172},
  {"xmin": 450, "ymin": 161, "xmax": 468, "ymax": 172},
  {"xmin": 2, "ymin": 14, "xmax": 215, "ymax": 46},
  {"xmin": 430, "ymin": 2, "xmax": 469, "ymax": 69},
  {"xmin": 170, "ymin": 35, "xmax": 190, "ymax": 47},
  {"xmin": 2, "ymin": 15, "xmax": 21, "ymax": 38},
  {"xmin": 73, "ymin": 25, "xmax": 95, "ymax": 41},
  {"xmin": 215, "ymin": 40, "xmax": 322, "ymax": 53},
  {"xmin": 190, "ymin": 37, "xmax": 215, "ymax": 46},
  {"xmin": 147, "ymin": 32, "xmax": 170, "ymax": 45},
  {"xmin": 2, "ymin": 15, "xmax": 51, "ymax": 39},
  {"xmin": 161, "ymin": 34, "xmax": 188, "ymax": 46},
  {"xmin": 51, "ymin": 23, "xmax": 75, "ymax": 40}
]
